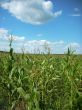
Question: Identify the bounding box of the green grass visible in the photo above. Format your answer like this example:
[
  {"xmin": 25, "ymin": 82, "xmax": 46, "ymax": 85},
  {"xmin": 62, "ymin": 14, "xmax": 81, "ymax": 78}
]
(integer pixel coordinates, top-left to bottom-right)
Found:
[{"xmin": 0, "ymin": 48, "xmax": 82, "ymax": 110}]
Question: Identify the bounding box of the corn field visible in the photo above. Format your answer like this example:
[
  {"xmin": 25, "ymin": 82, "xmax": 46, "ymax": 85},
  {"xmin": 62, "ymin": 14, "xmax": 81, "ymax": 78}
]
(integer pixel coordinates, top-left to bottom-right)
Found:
[{"xmin": 0, "ymin": 43, "xmax": 82, "ymax": 110}]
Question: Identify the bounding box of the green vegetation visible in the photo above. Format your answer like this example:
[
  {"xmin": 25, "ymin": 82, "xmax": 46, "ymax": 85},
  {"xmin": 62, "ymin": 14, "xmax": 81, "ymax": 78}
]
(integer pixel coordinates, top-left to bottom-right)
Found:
[{"xmin": 0, "ymin": 41, "xmax": 82, "ymax": 110}]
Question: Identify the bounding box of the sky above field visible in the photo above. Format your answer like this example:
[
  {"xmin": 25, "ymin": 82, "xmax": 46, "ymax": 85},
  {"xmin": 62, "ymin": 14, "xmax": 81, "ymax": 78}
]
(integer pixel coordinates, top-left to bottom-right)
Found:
[{"xmin": 0, "ymin": 0, "xmax": 82, "ymax": 54}]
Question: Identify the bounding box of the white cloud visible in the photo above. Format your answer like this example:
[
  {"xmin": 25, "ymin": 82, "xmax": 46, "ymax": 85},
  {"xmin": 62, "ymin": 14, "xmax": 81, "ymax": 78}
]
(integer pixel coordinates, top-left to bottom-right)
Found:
[
  {"xmin": 0, "ymin": 28, "xmax": 8, "ymax": 38},
  {"xmin": 37, "ymin": 34, "xmax": 43, "ymax": 37},
  {"xmin": 0, "ymin": 28, "xmax": 25, "ymax": 52},
  {"xmin": 64, "ymin": 43, "xmax": 80, "ymax": 53},
  {"xmin": 42, "ymin": 1, "xmax": 53, "ymax": 11},
  {"xmin": 54, "ymin": 10, "xmax": 62, "ymax": 17},
  {"xmin": 0, "ymin": 28, "xmax": 81, "ymax": 54},
  {"xmin": 0, "ymin": 28, "xmax": 25, "ymax": 41},
  {"xmin": 71, "ymin": 14, "xmax": 81, "ymax": 17},
  {"xmin": 53, "ymin": 40, "xmax": 64, "ymax": 45},
  {"xmin": 1, "ymin": 0, "xmax": 62, "ymax": 25},
  {"xmin": 25, "ymin": 40, "xmax": 51, "ymax": 46},
  {"xmin": 8, "ymin": 35, "xmax": 25, "ymax": 41},
  {"xmin": 65, "ymin": 43, "xmax": 80, "ymax": 49},
  {"xmin": 22, "ymin": 40, "xmax": 65, "ymax": 53},
  {"xmin": 0, "ymin": 29, "xmax": 64, "ymax": 53},
  {"xmin": 69, "ymin": 8, "xmax": 82, "ymax": 17}
]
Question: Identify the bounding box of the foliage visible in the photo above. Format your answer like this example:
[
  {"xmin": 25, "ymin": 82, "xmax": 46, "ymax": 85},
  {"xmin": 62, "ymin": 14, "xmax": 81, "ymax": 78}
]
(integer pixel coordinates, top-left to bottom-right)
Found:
[{"xmin": 0, "ymin": 45, "xmax": 82, "ymax": 110}]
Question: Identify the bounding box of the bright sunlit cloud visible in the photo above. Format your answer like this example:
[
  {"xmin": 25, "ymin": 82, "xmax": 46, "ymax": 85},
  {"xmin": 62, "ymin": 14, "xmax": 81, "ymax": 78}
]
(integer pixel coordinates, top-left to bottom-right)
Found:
[
  {"xmin": 0, "ymin": 0, "xmax": 81, "ymax": 54},
  {"xmin": 1, "ymin": 0, "xmax": 62, "ymax": 24},
  {"xmin": 0, "ymin": 28, "xmax": 81, "ymax": 54}
]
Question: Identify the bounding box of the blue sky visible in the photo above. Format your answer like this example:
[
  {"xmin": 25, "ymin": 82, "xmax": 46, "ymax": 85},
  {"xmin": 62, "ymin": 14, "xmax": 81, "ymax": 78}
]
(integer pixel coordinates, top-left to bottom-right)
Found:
[{"xmin": 0, "ymin": 0, "xmax": 82, "ymax": 53}]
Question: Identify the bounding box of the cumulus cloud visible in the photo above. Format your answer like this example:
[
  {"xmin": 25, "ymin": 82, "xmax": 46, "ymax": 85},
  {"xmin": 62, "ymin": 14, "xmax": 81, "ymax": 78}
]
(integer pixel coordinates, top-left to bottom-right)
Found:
[
  {"xmin": 64, "ymin": 42, "xmax": 80, "ymax": 53},
  {"xmin": 23, "ymin": 40, "xmax": 65, "ymax": 53},
  {"xmin": 65, "ymin": 43, "xmax": 80, "ymax": 49},
  {"xmin": 42, "ymin": 1, "xmax": 53, "ymax": 11},
  {"xmin": 0, "ymin": 28, "xmax": 81, "ymax": 54},
  {"xmin": 0, "ymin": 28, "xmax": 25, "ymax": 41},
  {"xmin": 25, "ymin": 40, "xmax": 51, "ymax": 47},
  {"xmin": 1, "ymin": 0, "xmax": 62, "ymax": 24},
  {"xmin": 0, "ymin": 28, "xmax": 26, "ymax": 52},
  {"xmin": 8, "ymin": 35, "xmax": 25, "ymax": 41},
  {"xmin": 0, "ymin": 29, "xmax": 64, "ymax": 53},
  {"xmin": 64, "ymin": 42, "xmax": 81, "ymax": 54},
  {"xmin": 0, "ymin": 28, "xmax": 8, "ymax": 38},
  {"xmin": 53, "ymin": 40, "xmax": 64, "ymax": 45}
]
